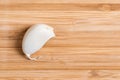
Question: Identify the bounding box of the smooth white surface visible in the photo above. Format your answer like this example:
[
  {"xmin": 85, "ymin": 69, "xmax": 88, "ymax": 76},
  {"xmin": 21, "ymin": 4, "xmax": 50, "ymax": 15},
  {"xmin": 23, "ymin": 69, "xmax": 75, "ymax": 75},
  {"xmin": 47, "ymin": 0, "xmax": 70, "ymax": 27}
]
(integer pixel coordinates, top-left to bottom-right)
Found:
[{"xmin": 22, "ymin": 24, "xmax": 55, "ymax": 60}]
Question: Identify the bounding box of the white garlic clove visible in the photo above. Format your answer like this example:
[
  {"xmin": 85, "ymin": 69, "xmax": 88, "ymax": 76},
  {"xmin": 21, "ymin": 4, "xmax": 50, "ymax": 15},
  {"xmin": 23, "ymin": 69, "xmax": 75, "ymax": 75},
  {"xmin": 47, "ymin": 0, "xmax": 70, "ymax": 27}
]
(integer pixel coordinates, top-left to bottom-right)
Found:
[{"xmin": 22, "ymin": 24, "xmax": 55, "ymax": 60}]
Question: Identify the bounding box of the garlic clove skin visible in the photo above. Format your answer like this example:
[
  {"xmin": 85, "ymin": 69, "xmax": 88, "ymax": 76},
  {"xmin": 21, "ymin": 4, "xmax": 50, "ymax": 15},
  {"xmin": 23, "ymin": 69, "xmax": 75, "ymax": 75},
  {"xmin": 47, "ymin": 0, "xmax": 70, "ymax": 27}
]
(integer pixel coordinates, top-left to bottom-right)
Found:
[{"xmin": 22, "ymin": 24, "xmax": 55, "ymax": 60}]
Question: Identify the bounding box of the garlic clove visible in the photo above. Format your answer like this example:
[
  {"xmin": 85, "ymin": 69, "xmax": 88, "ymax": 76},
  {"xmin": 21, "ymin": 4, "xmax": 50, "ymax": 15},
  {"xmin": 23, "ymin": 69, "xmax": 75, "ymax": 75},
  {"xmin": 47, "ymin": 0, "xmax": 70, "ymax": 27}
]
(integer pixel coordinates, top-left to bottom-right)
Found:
[{"xmin": 22, "ymin": 24, "xmax": 55, "ymax": 60}]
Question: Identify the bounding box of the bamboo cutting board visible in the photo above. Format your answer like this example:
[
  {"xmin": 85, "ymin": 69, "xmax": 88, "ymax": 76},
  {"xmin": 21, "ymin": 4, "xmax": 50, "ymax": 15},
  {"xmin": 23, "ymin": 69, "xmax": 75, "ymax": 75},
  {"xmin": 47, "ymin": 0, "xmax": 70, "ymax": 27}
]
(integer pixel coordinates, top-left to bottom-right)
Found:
[{"xmin": 1, "ymin": 0, "xmax": 120, "ymax": 79}]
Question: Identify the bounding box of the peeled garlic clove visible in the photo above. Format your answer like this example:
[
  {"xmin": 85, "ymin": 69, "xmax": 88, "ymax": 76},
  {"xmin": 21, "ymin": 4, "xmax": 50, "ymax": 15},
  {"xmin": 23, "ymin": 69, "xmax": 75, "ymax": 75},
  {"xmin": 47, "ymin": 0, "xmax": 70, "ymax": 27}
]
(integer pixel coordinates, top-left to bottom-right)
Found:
[{"xmin": 22, "ymin": 24, "xmax": 55, "ymax": 60}]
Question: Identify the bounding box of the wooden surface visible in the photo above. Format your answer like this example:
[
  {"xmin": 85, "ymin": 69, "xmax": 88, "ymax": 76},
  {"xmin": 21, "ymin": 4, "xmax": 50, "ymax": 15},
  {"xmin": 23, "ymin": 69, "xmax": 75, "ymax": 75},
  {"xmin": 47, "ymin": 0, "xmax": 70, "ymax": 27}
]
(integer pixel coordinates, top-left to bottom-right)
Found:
[{"xmin": 1, "ymin": 0, "xmax": 120, "ymax": 79}]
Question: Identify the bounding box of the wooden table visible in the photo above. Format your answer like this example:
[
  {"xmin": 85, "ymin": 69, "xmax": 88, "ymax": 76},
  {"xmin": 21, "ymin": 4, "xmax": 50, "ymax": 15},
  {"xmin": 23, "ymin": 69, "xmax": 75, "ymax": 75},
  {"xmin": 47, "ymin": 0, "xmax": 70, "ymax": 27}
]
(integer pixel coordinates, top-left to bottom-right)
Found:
[{"xmin": 0, "ymin": 0, "xmax": 120, "ymax": 79}]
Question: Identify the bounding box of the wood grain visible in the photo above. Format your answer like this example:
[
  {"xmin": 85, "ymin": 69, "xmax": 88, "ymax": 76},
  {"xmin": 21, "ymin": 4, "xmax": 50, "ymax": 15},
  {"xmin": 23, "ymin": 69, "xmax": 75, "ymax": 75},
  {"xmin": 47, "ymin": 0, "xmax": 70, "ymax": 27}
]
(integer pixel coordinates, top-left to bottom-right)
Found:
[
  {"xmin": 0, "ymin": 0, "xmax": 120, "ymax": 79},
  {"xmin": 0, "ymin": 70, "xmax": 88, "ymax": 80},
  {"xmin": 0, "ymin": 70, "xmax": 120, "ymax": 80},
  {"xmin": 1, "ymin": 0, "xmax": 120, "ymax": 3}
]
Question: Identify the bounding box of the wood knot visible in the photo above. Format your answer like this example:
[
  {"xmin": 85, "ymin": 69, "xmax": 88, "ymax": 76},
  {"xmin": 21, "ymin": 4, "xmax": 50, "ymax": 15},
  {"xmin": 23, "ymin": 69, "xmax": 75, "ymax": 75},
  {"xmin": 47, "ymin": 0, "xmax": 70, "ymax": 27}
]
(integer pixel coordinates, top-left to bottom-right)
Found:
[{"xmin": 89, "ymin": 70, "xmax": 99, "ymax": 78}]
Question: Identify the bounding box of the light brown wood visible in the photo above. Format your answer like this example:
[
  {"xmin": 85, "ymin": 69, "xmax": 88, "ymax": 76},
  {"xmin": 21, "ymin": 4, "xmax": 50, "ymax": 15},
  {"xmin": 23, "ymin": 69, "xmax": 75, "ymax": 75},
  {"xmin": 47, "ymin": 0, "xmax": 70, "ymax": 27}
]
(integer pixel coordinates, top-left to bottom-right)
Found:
[
  {"xmin": 0, "ymin": 70, "xmax": 120, "ymax": 80},
  {"xmin": 1, "ymin": 0, "xmax": 120, "ymax": 3},
  {"xmin": 1, "ymin": 0, "xmax": 120, "ymax": 79}
]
